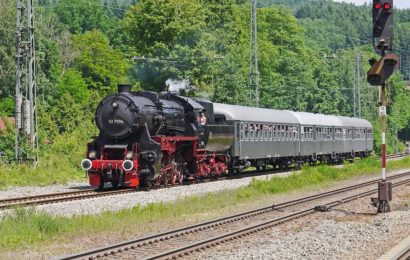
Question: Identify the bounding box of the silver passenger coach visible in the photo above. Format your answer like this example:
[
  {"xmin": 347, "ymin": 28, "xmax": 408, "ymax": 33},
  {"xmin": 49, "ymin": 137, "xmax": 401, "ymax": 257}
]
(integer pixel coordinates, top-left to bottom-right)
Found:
[{"xmin": 213, "ymin": 103, "xmax": 373, "ymax": 170}]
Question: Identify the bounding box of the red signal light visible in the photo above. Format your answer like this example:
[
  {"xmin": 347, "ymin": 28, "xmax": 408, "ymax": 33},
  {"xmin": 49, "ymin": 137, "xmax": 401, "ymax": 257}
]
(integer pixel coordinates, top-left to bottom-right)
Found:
[
  {"xmin": 375, "ymin": 3, "xmax": 382, "ymax": 9},
  {"xmin": 384, "ymin": 3, "xmax": 391, "ymax": 10}
]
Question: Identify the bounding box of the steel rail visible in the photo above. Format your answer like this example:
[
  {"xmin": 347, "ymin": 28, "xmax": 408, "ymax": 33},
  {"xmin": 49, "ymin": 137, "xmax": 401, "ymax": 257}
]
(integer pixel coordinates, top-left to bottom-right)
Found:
[
  {"xmin": 3, "ymin": 155, "xmax": 407, "ymax": 210},
  {"xmin": 56, "ymin": 171, "xmax": 410, "ymax": 260},
  {"xmin": 0, "ymin": 162, "xmax": 344, "ymax": 210},
  {"xmin": 0, "ymin": 188, "xmax": 135, "ymax": 210},
  {"xmin": 149, "ymin": 178, "xmax": 410, "ymax": 260}
]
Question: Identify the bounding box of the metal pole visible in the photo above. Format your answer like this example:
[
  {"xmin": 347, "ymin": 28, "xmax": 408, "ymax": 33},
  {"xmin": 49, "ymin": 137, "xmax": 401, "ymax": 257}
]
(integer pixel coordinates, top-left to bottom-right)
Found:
[
  {"xmin": 15, "ymin": 0, "xmax": 23, "ymax": 162},
  {"xmin": 14, "ymin": 0, "xmax": 38, "ymax": 165},
  {"xmin": 381, "ymin": 82, "xmax": 387, "ymax": 181},
  {"xmin": 253, "ymin": 0, "xmax": 259, "ymax": 108},
  {"xmin": 353, "ymin": 54, "xmax": 356, "ymax": 117},
  {"xmin": 249, "ymin": 0, "xmax": 259, "ymax": 107},
  {"xmin": 357, "ymin": 54, "xmax": 361, "ymax": 118}
]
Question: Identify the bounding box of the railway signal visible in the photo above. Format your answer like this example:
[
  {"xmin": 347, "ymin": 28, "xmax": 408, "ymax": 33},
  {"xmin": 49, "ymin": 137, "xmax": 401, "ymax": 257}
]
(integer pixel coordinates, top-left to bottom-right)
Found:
[
  {"xmin": 367, "ymin": 53, "xmax": 399, "ymax": 86},
  {"xmin": 369, "ymin": 0, "xmax": 396, "ymax": 214},
  {"xmin": 372, "ymin": 0, "xmax": 394, "ymax": 50}
]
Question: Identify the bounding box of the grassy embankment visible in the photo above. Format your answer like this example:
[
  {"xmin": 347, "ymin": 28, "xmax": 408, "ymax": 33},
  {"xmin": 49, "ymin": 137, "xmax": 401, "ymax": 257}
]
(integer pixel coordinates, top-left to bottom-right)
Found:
[
  {"xmin": 1, "ymin": 156, "xmax": 410, "ymax": 251},
  {"xmin": 0, "ymin": 132, "xmax": 87, "ymax": 189}
]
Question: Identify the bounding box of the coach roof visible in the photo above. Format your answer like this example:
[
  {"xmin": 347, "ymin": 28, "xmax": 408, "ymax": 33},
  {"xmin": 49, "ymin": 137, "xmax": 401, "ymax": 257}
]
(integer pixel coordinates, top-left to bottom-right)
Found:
[
  {"xmin": 337, "ymin": 116, "xmax": 373, "ymax": 128},
  {"xmin": 289, "ymin": 112, "xmax": 344, "ymax": 127},
  {"xmin": 213, "ymin": 103, "xmax": 299, "ymax": 124}
]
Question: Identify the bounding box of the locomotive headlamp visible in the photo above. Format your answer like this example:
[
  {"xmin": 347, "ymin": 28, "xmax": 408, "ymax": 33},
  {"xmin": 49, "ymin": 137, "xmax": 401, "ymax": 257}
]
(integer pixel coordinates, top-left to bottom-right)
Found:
[
  {"xmin": 122, "ymin": 160, "xmax": 134, "ymax": 171},
  {"xmin": 88, "ymin": 150, "xmax": 97, "ymax": 159},
  {"xmin": 125, "ymin": 151, "xmax": 133, "ymax": 159},
  {"xmin": 112, "ymin": 102, "xmax": 118, "ymax": 109},
  {"xmin": 81, "ymin": 159, "xmax": 93, "ymax": 171}
]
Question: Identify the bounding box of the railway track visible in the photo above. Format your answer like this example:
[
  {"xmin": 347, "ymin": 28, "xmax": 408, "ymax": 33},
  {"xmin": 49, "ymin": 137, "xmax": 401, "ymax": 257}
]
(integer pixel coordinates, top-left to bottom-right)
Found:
[
  {"xmin": 379, "ymin": 235, "xmax": 410, "ymax": 260},
  {"xmin": 2, "ymin": 154, "xmax": 407, "ymax": 210},
  {"xmin": 385, "ymin": 153, "xmax": 407, "ymax": 159},
  {"xmin": 0, "ymin": 168, "xmax": 286, "ymax": 210},
  {"xmin": 58, "ymin": 171, "xmax": 410, "ymax": 260},
  {"xmin": 0, "ymin": 188, "xmax": 136, "ymax": 210}
]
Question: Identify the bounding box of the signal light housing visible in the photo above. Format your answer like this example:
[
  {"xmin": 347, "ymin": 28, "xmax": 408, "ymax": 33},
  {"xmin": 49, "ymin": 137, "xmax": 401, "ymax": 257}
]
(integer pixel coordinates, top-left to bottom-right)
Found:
[
  {"xmin": 367, "ymin": 53, "xmax": 399, "ymax": 86},
  {"xmin": 372, "ymin": 0, "xmax": 393, "ymax": 50}
]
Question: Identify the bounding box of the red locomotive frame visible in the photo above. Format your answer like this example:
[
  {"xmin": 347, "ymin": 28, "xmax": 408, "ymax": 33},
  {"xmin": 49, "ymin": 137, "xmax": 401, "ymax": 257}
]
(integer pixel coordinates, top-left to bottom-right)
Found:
[{"xmin": 87, "ymin": 135, "xmax": 229, "ymax": 188}]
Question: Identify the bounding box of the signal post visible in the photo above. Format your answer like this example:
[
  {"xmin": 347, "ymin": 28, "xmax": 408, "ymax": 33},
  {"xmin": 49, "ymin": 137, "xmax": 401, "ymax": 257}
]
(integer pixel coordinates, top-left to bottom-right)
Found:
[{"xmin": 368, "ymin": 0, "xmax": 398, "ymax": 213}]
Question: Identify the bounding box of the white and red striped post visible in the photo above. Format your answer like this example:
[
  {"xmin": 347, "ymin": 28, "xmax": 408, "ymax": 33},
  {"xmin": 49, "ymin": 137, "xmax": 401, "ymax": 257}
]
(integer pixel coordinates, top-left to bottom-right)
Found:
[{"xmin": 377, "ymin": 82, "xmax": 391, "ymax": 213}]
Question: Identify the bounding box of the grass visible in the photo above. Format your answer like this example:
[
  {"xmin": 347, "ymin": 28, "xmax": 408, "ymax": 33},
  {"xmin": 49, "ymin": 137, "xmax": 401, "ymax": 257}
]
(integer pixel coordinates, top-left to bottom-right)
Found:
[
  {"xmin": 1, "ymin": 156, "xmax": 410, "ymax": 251},
  {"xmin": 0, "ymin": 159, "xmax": 85, "ymax": 189},
  {"xmin": 0, "ymin": 133, "xmax": 87, "ymax": 189}
]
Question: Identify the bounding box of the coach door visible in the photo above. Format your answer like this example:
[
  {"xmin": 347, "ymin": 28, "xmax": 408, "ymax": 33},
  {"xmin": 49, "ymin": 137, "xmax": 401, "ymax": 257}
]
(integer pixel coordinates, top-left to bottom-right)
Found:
[{"xmin": 237, "ymin": 122, "xmax": 242, "ymax": 156}]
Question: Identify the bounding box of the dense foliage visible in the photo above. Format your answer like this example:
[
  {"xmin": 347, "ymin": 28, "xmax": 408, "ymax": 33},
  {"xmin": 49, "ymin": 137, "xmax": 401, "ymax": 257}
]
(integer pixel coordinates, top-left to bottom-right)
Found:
[{"xmin": 0, "ymin": 0, "xmax": 410, "ymax": 174}]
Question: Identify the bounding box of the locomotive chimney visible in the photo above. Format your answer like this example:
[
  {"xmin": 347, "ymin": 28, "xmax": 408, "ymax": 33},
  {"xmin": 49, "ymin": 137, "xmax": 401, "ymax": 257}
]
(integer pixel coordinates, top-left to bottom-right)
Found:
[{"xmin": 118, "ymin": 83, "xmax": 132, "ymax": 94}]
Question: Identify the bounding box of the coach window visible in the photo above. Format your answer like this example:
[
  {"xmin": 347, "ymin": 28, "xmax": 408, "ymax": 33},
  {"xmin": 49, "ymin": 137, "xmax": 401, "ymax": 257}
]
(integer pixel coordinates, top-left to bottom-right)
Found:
[
  {"xmin": 305, "ymin": 127, "xmax": 308, "ymax": 140},
  {"xmin": 263, "ymin": 124, "xmax": 267, "ymax": 141},
  {"xmin": 244, "ymin": 123, "xmax": 249, "ymax": 141},
  {"xmin": 268, "ymin": 125, "xmax": 272, "ymax": 141},
  {"xmin": 278, "ymin": 125, "xmax": 282, "ymax": 140},
  {"xmin": 281, "ymin": 125, "xmax": 284, "ymax": 140},
  {"xmin": 260, "ymin": 124, "xmax": 264, "ymax": 141},
  {"xmin": 250, "ymin": 124, "xmax": 254, "ymax": 141},
  {"xmin": 303, "ymin": 127, "xmax": 307, "ymax": 140},
  {"xmin": 304, "ymin": 127, "xmax": 308, "ymax": 140},
  {"xmin": 240, "ymin": 123, "xmax": 244, "ymax": 141},
  {"xmin": 287, "ymin": 126, "xmax": 290, "ymax": 140},
  {"xmin": 272, "ymin": 125, "xmax": 276, "ymax": 140},
  {"xmin": 297, "ymin": 126, "xmax": 300, "ymax": 140},
  {"xmin": 286, "ymin": 125, "xmax": 289, "ymax": 140},
  {"xmin": 256, "ymin": 124, "xmax": 260, "ymax": 141},
  {"xmin": 279, "ymin": 125, "xmax": 282, "ymax": 140},
  {"xmin": 288, "ymin": 126, "xmax": 292, "ymax": 141}
]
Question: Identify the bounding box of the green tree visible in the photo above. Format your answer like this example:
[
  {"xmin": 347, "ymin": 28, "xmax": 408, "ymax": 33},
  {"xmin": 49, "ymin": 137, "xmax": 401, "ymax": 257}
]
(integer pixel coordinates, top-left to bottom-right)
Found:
[
  {"xmin": 71, "ymin": 30, "xmax": 129, "ymax": 94},
  {"xmin": 0, "ymin": 0, "xmax": 16, "ymax": 102}
]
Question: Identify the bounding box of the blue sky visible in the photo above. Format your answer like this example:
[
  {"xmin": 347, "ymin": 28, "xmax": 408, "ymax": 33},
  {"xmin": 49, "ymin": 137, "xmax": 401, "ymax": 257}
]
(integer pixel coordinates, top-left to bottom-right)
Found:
[{"xmin": 333, "ymin": 0, "xmax": 410, "ymax": 9}]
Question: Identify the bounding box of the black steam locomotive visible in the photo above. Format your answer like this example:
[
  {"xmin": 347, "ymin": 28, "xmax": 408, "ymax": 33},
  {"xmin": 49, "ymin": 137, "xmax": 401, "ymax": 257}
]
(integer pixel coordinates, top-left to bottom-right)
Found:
[{"xmin": 81, "ymin": 84, "xmax": 373, "ymax": 188}]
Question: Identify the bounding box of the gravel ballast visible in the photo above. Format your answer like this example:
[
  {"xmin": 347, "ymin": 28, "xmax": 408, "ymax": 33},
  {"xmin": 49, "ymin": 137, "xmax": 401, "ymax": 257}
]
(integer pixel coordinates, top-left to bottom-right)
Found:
[
  {"xmin": 194, "ymin": 184, "xmax": 410, "ymax": 260},
  {"xmin": 0, "ymin": 171, "xmax": 294, "ymax": 217},
  {"xmin": 0, "ymin": 169, "xmax": 408, "ymax": 219}
]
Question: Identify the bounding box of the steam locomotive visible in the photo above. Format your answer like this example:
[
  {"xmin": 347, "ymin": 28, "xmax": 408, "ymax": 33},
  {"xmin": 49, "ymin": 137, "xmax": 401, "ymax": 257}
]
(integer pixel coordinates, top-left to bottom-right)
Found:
[{"xmin": 81, "ymin": 84, "xmax": 373, "ymax": 189}]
